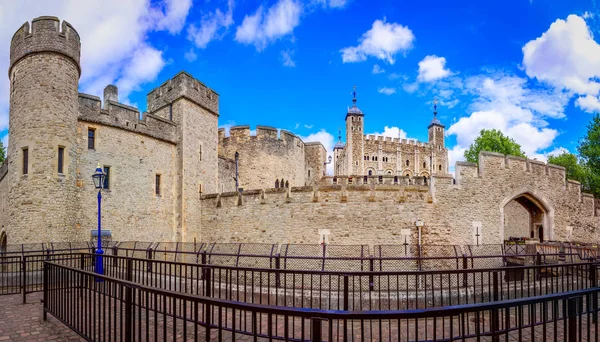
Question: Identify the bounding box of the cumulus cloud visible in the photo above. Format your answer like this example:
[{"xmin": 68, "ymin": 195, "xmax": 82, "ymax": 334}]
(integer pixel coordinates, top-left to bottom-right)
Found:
[
  {"xmin": 281, "ymin": 50, "xmax": 296, "ymax": 67},
  {"xmin": 187, "ymin": 0, "xmax": 234, "ymax": 49},
  {"xmin": 575, "ymin": 95, "xmax": 600, "ymax": 113},
  {"xmin": 378, "ymin": 87, "xmax": 396, "ymax": 95},
  {"xmin": 446, "ymin": 73, "xmax": 566, "ymax": 158},
  {"xmin": 417, "ymin": 55, "xmax": 452, "ymax": 82},
  {"xmin": 300, "ymin": 130, "xmax": 335, "ymax": 175},
  {"xmin": 340, "ymin": 19, "xmax": 415, "ymax": 64},
  {"xmin": 184, "ymin": 48, "xmax": 198, "ymax": 62},
  {"xmin": 0, "ymin": 0, "xmax": 191, "ymax": 132},
  {"xmin": 372, "ymin": 64, "xmax": 384, "ymax": 74},
  {"xmin": 234, "ymin": 0, "xmax": 301, "ymax": 50},
  {"xmin": 367, "ymin": 126, "xmax": 410, "ymax": 140},
  {"xmin": 522, "ymin": 14, "xmax": 600, "ymax": 96}
]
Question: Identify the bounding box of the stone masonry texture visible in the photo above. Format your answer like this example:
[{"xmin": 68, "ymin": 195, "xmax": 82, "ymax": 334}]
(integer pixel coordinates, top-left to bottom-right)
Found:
[{"xmin": 0, "ymin": 17, "xmax": 599, "ymax": 247}]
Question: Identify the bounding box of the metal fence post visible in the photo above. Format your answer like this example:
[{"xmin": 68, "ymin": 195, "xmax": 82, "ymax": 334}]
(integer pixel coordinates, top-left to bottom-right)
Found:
[
  {"xmin": 42, "ymin": 262, "xmax": 48, "ymax": 321},
  {"xmin": 21, "ymin": 256, "xmax": 27, "ymax": 304},
  {"xmin": 462, "ymin": 254, "xmax": 468, "ymax": 288},
  {"xmin": 147, "ymin": 247, "xmax": 153, "ymax": 273},
  {"xmin": 491, "ymin": 271, "xmax": 500, "ymax": 342},
  {"xmin": 369, "ymin": 256, "xmax": 374, "ymax": 292},
  {"xmin": 343, "ymin": 275, "xmax": 349, "ymax": 342},
  {"xmin": 311, "ymin": 318, "xmax": 323, "ymax": 342},
  {"xmin": 590, "ymin": 264, "xmax": 598, "ymax": 323},
  {"xmin": 124, "ymin": 285, "xmax": 133, "ymax": 342},
  {"xmin": 567, "ymin": 296, "xmax": 579, "ymax": 342},
  {"xmin": 126, "ymin": 258, "xmax": 133, "ymax": 282},
  {"xmin": 275, "ymin": 253, "xmax": 281, "ymax": 288}
]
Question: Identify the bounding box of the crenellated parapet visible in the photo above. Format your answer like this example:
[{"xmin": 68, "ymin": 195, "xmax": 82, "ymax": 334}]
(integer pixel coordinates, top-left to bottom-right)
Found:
[
  {"xmin": 364, "ymin": 134, "xmax": 432, "ymax": 148},
  {"xmin": 78, "ymin": 93, "xmax": 177, "ymax": 144},
  {"xmin": 10, "ymin": 16, "xmax": 81, "ymax": 77},
  {"xmin": 147, "ymin": 71, "xmax": 219, "ymax": 115}
]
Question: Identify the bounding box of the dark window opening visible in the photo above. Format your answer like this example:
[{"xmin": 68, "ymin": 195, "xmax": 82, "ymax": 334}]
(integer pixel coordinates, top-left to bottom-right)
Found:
[
  {"xmin": 394, "ymin": 176, "xmax": 398, "ymax": 184},
  {"xmin": 423, "ymin": 162, "xmax": 426, "ymax": 168},
  {"xmin": 308, "ymin": 170, "xmax": 311, "ymax": 178},
  {"xmin": 378, "ymin": 175, "xmax": 383, "ymax": 183},
  {"xmin": 22, "ymin": 148, "xmax": 28, "ymax": 175},
  {"xmin": 439, "ymin": 165, "xmax": 442, "ymax": 171},
  {"xmin": 406, "ymin": 160, "xmax": 410, "ymax": 167},
  {"xmin": 155, "ymin": 174, "xmax": 161, "ymax": 195},
  {"xmin": 368, "ymin": 170, "xmax": 373, "ymax": 176},
  {"xmin": 285, "ymin": 180, "xmax": 289, "ymax": 188},
  {"xmin": 275, "ymin": 179, "xmax": 279, "ymax": 188},
  {"xmin": 58, "ymin": 147, "xmax": 65, "ymax": 174},
  {"xmin": 363, "ymin": 175, "xmax": 368, "ymax": 183},
  {"xmin": 169, "ymin": 103, "xmax": 173, "ymax": 121},
  {"xmin": 88, "ymin": 129, "xmax": 95, "ymax": 149},
  {"xmin": 103, "ymin": 166, "xmax": 110, "ymax": 190},
  {"xmin": 333, "ymin": 177, "xmax": 337, "ymax": 184}
]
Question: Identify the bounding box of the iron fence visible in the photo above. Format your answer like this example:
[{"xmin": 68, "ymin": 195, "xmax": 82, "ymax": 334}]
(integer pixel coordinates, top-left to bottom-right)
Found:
[
  {"xmin": 66, "ymin": 253, "xmax": 600, "ymax": 312},
  {"xmin": 43, "ymin": 260, "xmax": 600, "ymax": 341}
]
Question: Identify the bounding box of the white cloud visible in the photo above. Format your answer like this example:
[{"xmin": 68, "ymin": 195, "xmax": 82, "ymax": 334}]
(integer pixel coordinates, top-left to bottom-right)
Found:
[
  {"xmin": 532, "ymin": 147, "xmax": 570, "ymax": 162},
  {"xmin": 446, "ymin": 73, "xmax": 566, "ymax": 158},
  {"xmin": 152, "ymin": 0, "xmax": 193, "ymax": 34},
  {"xmin": 340, "ymin": 19, "xmax": 415, "ymax": 64},
  {"xmin": 234, "ymin": 0, "xmax": 301, "ymax": 50},
  {"xmin": 281, "ymin": 50, "xmax": 296, "ymax": 67},
  {"xmin": 447, "ymin": 145, "xmax": 466, "ymax": 174},
  {"xmin": 417, "ymin": 55, "xmax": 452, "ymax": 82},
  {"xmin": 312, "ymin": 0, "xmax": 349, "ymax": 8},
  {"xmin": 582, "ymin": 11, "xmax": 594, "ymax": 19},
  {"xmin": 0, "ymin": 1, "xmax": 191, "ymax": 130},
  {"xmin": 378, "ymin": 87, "xmax": 396, "ymax": 95},
  {"xmin": 187, "ymin": 0, "xmax": 234, "ymax": 48},
  {"xmin": 372, "ymin": 64, "xmax": 384, "ymax": 74},
  {"xmin": 402, "ymin": 82, "xmax": 418, "ymax": 93},
  {"xmin": 115, "ymin": 45, "xmax": 166, "ymax": 99},
  {"xmin": 367, "ymin": 126, "xmax": 409, "ymax": 139},
  {"xmin": 184, "ymin": 48, "xmax": 197, "ymax": 62},
  {"xmin": 575, "ymin": 95, "xmax": 600, "ymax": 113},
  {"xmin": 304, "ymin": 124, "xmax": 313, "ymax": 129},
  {"xmin": 300, "ymin": 130, "xmax": 335, "ymax": 175},
  {"xmin": 522, "ymin": 14, "xmax": 600, "ymax": 95}
]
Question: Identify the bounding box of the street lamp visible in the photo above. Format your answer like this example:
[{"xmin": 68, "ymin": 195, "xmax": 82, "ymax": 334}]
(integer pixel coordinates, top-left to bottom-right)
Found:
[{"xmin": 92, "ymin": 162, "xmax": 106, "ymax": 276}]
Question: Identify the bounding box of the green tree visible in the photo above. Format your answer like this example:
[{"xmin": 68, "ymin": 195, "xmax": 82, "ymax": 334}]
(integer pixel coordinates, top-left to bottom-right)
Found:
[
  {"xmin": 547, "ymin": 152, "xmax": 586, "ymax": 184},
  {"xmin": 578, "ymin": 113, "xmax": 600, "ymax": 172},
  {"xmin": 464, "ymin": 129, "xmax": 525, "ymax": 163},
  {"xmin": 0, "ymin": 139, "xmax": 5, "ymax": 164}
]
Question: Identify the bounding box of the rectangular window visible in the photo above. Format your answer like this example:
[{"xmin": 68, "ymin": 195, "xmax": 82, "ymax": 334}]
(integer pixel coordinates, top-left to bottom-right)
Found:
[
  {"xmin": 308, "ymin": 170, "xmax": 311, "ymax": 178},
  {"xmin": 103, "ymin": 166, "xmax": 110, "ymax": 190},
  {"xmin": 57, "ymin": 147, "xmax": 64, "ymax": 174},
  {"xmin": 155, "ymin": 174, "xmax": 161, "ymax": 196},
  {"xmin": 88, "ymin": 128, "xmax": 95, "ymax": 149},
  {"xmin": 22, "ymin": 148, "xmax": 28, "ymax": 175}
]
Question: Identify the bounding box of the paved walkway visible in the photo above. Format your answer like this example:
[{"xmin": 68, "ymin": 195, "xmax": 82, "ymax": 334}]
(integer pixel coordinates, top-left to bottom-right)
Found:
[{"xmin": 0, "ymin": 293, "xmax": 83, "ymax": 342}]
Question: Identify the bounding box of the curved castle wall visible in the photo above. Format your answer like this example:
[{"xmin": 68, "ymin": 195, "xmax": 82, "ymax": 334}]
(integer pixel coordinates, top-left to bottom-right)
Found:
[
  {"xmin": 6, "ymin": 17, "xmax": 81, "ymax": 242},
  {"xmin": 219, "ymin": 126, "xmax": 307, "ymax": 190}
]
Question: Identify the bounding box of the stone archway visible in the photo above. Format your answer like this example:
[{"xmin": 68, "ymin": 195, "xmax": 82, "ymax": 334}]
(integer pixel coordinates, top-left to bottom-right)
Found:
[{"xmin": 500, "ymin": 190, "xmax": 554, "ymax": 242}]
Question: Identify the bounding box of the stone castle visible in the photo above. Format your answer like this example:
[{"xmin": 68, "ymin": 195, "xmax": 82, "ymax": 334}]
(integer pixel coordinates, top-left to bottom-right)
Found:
[{"xmin": 1, "ymin": 17, "xmax": 599, "ymax": 247}]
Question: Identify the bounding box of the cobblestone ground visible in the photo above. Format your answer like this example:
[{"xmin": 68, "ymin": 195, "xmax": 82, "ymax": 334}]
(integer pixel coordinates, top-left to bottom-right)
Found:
[{"xmin": 0, "ymin": 293, "xmax": 84, "ymax": 342}]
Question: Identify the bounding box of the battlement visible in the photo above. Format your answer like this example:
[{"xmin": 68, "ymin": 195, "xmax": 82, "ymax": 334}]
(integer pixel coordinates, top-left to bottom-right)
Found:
[
  {"xmin": 220, "ymin": 125, "xmax": 305, "ymax": 147},
  {"xmin": 10, "ymin": 16, "xmax": 81, "ymax": 76},
  {"xmin": 78, "ymin": 93, "xmax": 177, "ymax": 144},
  {"xmin": 364, "ymin": 135, "xmax": 430, "ymax": 148},
  {"xmin": 147, "ymin": 71, "xmax": 219, "ymax": 115}
]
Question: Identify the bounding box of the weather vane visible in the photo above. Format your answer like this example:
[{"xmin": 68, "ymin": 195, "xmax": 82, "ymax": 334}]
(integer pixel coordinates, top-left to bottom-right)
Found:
[
  {"xmin": 352, "ymin": 85, "xmax": 357, "ymax": 102},
  {"xmin": 433, "ymin": 98, "xmax": 438, "ymax": 116}
]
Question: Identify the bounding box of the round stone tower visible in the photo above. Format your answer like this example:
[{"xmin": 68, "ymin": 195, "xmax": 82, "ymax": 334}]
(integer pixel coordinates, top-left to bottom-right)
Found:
[{"xmin": 7, "ymin": 17, "xmax": 81, "ymax": 243}]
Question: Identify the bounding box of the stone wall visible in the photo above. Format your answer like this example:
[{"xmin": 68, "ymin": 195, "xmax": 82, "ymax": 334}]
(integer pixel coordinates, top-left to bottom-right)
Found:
[
  {"xmin": 0, "ymin": 160, "xmax": 8, "ymax": 236},
  {"xmin": 200, "ymin": 185, "xmax": 433, "ymax": 245},
  {"xmin": 218, "ymin": 126, "xmax": 306, "ymax": 189},
  {"xmin": 304, "ymin": 143, "xmax": 327, "ymax": 186},
  {"xmin": 218, "ymin": 157, "xmax": 236, "ymax": 193},
  {"xmin": 76, "ymin": 122, "xmax": 177, "ymax": 242},
  {"xmin": 201, "ymin": 152, "xmax": 600, "ymax": 246}
]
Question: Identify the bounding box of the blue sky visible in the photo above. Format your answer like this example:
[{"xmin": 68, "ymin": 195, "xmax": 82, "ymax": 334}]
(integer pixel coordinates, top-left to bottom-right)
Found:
[{"xmin": 0, "ymin": 0, "xmax": 599, "ymax": 174}]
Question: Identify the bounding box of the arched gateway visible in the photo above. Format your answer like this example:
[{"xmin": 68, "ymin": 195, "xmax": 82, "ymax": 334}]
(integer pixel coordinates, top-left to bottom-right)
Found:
[{"xmin": 500, "ymin": 190, "xmax": 554, "ymax": 242}]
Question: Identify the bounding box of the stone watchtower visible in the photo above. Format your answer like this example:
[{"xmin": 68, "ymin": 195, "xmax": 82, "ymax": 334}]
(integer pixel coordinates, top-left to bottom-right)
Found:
[
  {"xmin": 7, "ymin": 17, "xmax": 81, "ymax": 241},
  {"xmin": 345, "ymin": 86, "xmax": 364, "ymax": 175}
]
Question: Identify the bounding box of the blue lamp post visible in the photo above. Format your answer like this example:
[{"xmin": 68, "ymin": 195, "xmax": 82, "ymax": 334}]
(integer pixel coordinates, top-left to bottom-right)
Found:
[{"xmin": 92, "ymin": 162, "xmax": 106, "ymax": 276}]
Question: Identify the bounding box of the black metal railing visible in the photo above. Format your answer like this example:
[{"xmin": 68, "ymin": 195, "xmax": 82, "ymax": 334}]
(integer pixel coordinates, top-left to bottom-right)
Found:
[
  {"xmin": 44, "ymin": 260, "xmax": 600, "ymax": 341},
  {"xmin": 62, "ymin": 253, "xmax": 600, "ymax": 312}
]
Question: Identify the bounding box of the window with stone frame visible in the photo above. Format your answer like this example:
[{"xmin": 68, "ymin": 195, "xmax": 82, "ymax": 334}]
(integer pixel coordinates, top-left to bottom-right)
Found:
[
  {"xmin": 57, "ymin": 146, "xmax": 65, "ymax": 174},
  {"xmin": 88, "ymin": 128, "xmax": 96, "ymax": 149},
  {"xmin": 155, "ymin": 174, "xmax": 161, "ymax": 196},
  {"xmin": 103, "ymin": 166, "xmax": 111, "ymax": 190},
  {"xmin": 22, "ymin": 148, "xmax": 28, "ymax": 175}
]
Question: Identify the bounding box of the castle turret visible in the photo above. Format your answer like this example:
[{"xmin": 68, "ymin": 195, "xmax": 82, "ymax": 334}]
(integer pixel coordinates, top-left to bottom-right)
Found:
[
  {"xmin": 7, "ymin": 17, "xmax": 81, "ymax": 243},
  {"xmin": 103, "ymin": 85, "xmax": 119, "ymax": 107},
  {"xmin": 345, "ymin": 86, "xmax": 364, "ymax": 175},
  {"xmin": 428, "ymin": 99, "xmax": 448, "ymax": 173}
]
